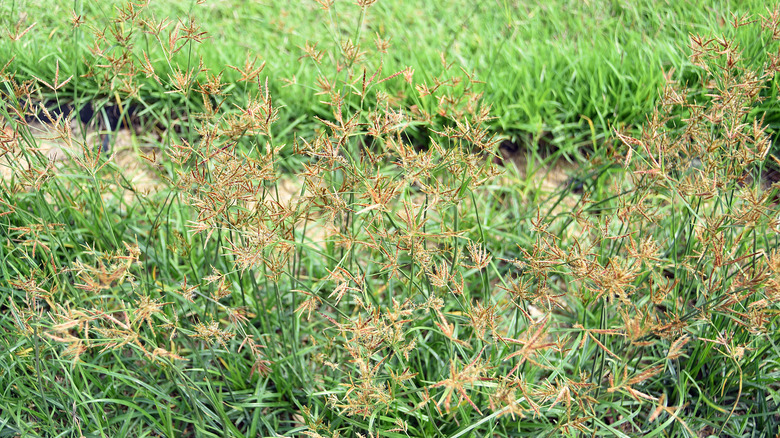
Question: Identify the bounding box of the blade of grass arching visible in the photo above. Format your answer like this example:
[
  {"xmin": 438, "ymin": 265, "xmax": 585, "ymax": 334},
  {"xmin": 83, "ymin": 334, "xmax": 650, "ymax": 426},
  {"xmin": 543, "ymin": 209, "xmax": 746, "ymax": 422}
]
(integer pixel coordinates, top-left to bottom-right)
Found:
[
  {"xmin": 6, "ymin": 404, "xmax": 51, "ymax": 437},
  {"xmin": 240, "ymin": 378, "xmax": 284, "ymax": 437},
  {"xmin": 199, "ymin": 368, "xmax": 247, "ymax": 438},
  {"xmin": 0, "ymin": 414, "xmax": 9, "ymax": 434},
  {"xmin": 68, "ymin": 363, "xmax": 119, "ymax": 437},
  {"xmin": 182, "ymin": 378, "xmax": 225, "ymax": 433},
  {"xmin": 152, "ymin": 395, "xmax": 179, "ymax": 438},
  {"xmin": 448, "ymin": 396, "xmax": 536, "ymax": 438},
  {"xmin": 29, "ymin": 322, "xmax": 58, "ymax": 432},
  {"xmin": 1, "ymin": 344, "xmax": 53, "ymax": 433},
  {"xmin": 160, "ymin": 363, "xmax": 216, "ymax": 434},
  {"xmin": 77, "ymin": 393, "xmax": 168, "ymax": 434}
]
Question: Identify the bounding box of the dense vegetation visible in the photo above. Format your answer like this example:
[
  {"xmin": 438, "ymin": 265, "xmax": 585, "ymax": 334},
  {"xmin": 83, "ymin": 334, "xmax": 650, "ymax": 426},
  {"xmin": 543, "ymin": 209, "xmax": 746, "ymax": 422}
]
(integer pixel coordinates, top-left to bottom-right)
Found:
[{"xmin": 2, "ymin": 1, "xmax": 780, "ymax": 437}]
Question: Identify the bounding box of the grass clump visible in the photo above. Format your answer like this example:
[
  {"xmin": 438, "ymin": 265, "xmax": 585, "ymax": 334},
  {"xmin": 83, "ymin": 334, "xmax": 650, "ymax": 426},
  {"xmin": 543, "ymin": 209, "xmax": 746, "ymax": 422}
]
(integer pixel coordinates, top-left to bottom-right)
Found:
[{"xmin": 1, "ymin": 1, "xmax": 780, "ymax": 437}]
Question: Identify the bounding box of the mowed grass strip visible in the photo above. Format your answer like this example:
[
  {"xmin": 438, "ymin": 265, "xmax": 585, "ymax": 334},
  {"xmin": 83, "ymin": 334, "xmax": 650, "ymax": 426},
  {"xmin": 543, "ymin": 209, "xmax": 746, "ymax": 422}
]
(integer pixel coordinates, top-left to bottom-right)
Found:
[{"xmin": 0, "ymin": 0, "xmax": 773, "ymax": 148}]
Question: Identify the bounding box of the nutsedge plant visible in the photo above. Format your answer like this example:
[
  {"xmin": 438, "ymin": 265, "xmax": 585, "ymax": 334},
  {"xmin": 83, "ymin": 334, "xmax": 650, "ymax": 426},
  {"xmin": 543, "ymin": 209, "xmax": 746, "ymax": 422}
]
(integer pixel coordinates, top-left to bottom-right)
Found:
[{"xmin": 1, "ymin": 1, "xmax": 780, "ymax": 437}]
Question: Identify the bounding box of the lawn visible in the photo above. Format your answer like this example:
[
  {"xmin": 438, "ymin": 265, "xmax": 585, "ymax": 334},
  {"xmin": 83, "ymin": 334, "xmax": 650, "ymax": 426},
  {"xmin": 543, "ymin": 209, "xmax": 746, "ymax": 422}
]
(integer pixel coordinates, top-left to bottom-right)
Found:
[{"xmin": 1, "ymin": 0, "xmax": 780, "ymax": 437}]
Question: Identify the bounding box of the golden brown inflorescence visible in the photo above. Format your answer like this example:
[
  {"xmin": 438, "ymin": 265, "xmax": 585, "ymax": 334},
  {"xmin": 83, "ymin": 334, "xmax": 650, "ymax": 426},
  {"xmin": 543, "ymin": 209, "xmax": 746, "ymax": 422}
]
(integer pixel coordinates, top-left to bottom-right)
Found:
[{"xmin": 2, "ymin": 1, "xmax": 780, "ymax": 436}]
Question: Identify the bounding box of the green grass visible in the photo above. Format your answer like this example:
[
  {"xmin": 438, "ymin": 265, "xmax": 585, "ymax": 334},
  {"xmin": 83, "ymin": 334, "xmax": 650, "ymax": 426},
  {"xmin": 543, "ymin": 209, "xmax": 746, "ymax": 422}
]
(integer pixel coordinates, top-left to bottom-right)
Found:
[
  {"xmin": 2, "ymin": 1, "xmax": 780, "ymax": 437},
  {"xmin": 1, "ymin": 0, "xmax": 774, "ymax": 148}
]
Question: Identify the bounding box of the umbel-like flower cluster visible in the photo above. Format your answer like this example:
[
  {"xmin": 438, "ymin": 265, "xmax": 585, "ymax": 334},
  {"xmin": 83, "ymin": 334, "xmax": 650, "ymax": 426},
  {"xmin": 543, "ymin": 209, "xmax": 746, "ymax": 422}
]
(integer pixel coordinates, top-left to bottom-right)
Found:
[{"xmin": 1, "ymin": 1, "xmax": 779, "ymax": 436}]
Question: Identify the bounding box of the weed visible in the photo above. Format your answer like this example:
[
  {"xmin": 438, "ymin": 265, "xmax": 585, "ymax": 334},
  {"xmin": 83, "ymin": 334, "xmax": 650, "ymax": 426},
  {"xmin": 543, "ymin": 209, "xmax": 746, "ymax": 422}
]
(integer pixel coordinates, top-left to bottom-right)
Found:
[{"xmin": 1, "ymin": 1, "xmax": 779, "ymax": 437}]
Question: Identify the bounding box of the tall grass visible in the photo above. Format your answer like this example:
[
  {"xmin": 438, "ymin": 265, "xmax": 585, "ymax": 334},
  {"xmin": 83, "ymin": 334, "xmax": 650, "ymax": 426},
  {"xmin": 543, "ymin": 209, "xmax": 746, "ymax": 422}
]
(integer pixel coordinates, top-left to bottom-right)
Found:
[{"xmin": 1, "ymin": 1, "xmax": 780, "ymax": 437}]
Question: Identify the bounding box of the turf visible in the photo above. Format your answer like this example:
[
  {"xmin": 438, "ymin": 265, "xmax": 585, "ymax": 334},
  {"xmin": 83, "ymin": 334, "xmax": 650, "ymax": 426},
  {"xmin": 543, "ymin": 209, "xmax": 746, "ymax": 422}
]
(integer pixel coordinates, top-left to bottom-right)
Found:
[{"xmin": 1, "ymin": 0, "xmax": 773, "ymax": 147}]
